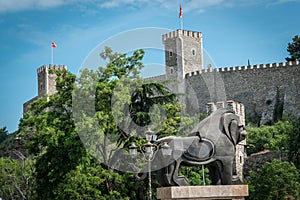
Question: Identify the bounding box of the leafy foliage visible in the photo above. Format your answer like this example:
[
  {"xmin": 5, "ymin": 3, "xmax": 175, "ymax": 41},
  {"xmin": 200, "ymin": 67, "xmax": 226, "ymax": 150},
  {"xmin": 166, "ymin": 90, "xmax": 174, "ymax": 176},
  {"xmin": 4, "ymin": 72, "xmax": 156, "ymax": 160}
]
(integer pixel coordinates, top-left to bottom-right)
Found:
[
  {"xmin": 246, "ymin": 121, "xmax": 292, "ymax": 155},
  {"xmin": 0, "ymin": 127, "xmax": 8, "ymax": 143},
  {"xmin": 285, "ymin": 115, "xmax": 300, "ymax": 169},
  {"xmin": 0, "ymin": 157, "xmax": 34, "ymax": 199},
  {"xmin": 19, "ymin": 68, "xmax": 87, "ymax": 199},
  {"xmin": 286, "ymin": 35, "xmax": 300, "ymax": 61},
  {"xmin": 18, "ymin": 47, "xmax": 180, "ymax": 199},
  {"xmin": 248, "ymin": 160, "xmax": 300, "ymax": 200},
  {"xmin": 179, "ymin": 165, "xmax": 211, "ymax": 186}
]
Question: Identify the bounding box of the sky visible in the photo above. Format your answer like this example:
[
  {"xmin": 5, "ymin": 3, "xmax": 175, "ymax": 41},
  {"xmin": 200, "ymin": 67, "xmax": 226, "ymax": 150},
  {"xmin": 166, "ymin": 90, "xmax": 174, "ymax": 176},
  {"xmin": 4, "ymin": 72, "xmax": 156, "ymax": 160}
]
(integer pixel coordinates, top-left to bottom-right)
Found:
[{"xmin": 0, "ymin": 0, "xmax": 300, "ymax": 133}]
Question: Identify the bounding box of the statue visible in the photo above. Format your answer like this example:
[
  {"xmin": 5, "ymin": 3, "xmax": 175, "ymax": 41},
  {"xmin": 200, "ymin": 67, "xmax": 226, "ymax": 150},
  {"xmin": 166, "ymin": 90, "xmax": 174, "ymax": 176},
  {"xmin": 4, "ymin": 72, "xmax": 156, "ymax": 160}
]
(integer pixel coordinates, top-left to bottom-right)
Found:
[{"xmin": 154, "ymin": 109, "xmax": 247, "ymax": 186}]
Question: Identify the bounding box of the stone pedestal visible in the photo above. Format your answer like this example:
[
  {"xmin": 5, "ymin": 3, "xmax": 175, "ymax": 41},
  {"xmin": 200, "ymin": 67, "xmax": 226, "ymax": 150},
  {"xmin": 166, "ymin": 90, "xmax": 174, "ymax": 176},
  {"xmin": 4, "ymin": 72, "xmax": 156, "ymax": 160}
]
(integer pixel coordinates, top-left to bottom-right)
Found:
[{"xmin": 157, "ymin": 185, "xmax": 248, "ymax": 200}]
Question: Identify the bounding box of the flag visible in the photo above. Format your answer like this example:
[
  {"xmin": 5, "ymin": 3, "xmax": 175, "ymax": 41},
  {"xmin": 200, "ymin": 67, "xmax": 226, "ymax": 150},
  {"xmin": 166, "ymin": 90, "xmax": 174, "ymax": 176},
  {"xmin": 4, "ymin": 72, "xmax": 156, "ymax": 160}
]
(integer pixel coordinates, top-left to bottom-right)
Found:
[
  {"xmin": 51, "ymin": 42, "xmax": 57, "ymax": 48},
  {"xmin": 179, "ymin": 4, "xmax": 182, "ymax": 19}
]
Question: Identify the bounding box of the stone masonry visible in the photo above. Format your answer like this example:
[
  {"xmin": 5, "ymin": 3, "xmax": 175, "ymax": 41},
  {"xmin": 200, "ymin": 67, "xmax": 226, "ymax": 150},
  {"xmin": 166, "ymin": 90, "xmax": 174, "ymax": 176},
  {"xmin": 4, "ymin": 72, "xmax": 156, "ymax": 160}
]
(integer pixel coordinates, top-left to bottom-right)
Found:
[
  {"xmin": 23, "ymin": 64, "xmax": 67, "ymax": 113},
  {"xmin": 163, "ymin": 29, "xmax": 203, "ymax": 80},
  {"xmin": 160, "ymin": 29, "xmax": 300, "ymax": 123},
  {"xmin": 185, "ymin": 61, "xmax": 300, "ymax": 122}
]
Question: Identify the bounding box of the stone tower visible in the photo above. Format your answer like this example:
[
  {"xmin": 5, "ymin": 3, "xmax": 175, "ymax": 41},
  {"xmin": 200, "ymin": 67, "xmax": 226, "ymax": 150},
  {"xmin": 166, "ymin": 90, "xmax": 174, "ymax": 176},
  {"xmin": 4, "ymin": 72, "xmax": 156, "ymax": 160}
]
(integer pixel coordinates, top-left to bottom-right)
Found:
[
  {"xmin": 23, "ymin": 64, "xmax": 67, "ymax": 113},
  {"xmin": 162, "ymin": 29, "xmax": 203, "ymax": 80},
  {"xmin": 37, "ymin": 65, "xmax": 66, "ymax": 97}
]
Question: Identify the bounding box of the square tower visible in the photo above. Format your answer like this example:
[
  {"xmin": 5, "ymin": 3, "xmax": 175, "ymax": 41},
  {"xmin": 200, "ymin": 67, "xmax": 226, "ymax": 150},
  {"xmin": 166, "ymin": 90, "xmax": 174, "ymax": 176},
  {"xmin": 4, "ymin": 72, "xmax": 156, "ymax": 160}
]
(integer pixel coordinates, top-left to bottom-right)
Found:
[
  {"xmin": 23, "ymin": 64, "xmax": 67, "ymax": 114},
  {"xmin": 37, "ymin": 65, "xmax": 67, "ymax": 98},
  {"xmin": 162, "ymin": 29, "xmax": 203, "ymax": 80}
]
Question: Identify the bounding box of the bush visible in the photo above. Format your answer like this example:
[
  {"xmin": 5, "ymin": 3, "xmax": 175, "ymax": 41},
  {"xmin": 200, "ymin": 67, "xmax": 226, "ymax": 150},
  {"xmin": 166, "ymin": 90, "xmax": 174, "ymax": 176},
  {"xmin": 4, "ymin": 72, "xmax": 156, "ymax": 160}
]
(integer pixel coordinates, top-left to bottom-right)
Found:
[{"xmin": 247, "ymin": 160, "xmax": 300, "ymax": 200}]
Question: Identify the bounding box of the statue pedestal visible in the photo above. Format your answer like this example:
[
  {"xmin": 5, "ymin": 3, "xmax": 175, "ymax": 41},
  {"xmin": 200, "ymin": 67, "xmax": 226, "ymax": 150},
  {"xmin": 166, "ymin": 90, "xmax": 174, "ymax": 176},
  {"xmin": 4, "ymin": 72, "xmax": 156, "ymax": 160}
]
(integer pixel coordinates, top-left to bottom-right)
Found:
[{"xmin": 157, "ymin": 185, "xmax": 248, "ymax": 200}]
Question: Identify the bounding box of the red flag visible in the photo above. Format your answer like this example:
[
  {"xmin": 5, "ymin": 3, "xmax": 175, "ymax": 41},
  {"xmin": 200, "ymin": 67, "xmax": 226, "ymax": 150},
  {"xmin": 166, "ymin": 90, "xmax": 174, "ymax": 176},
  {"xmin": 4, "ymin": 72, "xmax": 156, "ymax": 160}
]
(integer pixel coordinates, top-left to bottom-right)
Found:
[
  {"xmin": 51, "ymin": 42, "xmax": 57, "ymax": 48},
  {"xmin": 179, "ymin": 4, "xmax": 182, "ymax": 19}
]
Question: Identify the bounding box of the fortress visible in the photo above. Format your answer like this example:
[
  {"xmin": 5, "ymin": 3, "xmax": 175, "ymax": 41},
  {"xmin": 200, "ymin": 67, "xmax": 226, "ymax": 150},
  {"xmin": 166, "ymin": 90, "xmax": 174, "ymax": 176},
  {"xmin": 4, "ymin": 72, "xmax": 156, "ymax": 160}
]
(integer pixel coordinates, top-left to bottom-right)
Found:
[
  {"xmin": 160, "ymin": 29, "xmax": 300, "ymax": 125},
  {"xmin": 24, "ymin": 29, "xmax": 300, "ymax": 124},
  {"xmin": 23, "ymin": 29, "xmax": 300, "ymax": 182}
]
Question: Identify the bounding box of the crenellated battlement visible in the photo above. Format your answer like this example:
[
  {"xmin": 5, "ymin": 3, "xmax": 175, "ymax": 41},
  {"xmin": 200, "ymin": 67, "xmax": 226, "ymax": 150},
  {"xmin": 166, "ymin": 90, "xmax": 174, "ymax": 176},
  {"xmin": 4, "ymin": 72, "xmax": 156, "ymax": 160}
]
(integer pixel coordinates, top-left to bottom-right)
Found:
[
  {"xmin": 162, "ymin": 29, "xmax": 202, "ymax": 42},
  {"xmin": 37, "ymin": 64, "xmax": 67, "ymax": 73},
  {"xmin": 185, "ymin": 61, "xmax": 300, "ymax": 77},
  {"xmin": 145, "ymin": 74, "xmax": 166, "ymax": 81}
]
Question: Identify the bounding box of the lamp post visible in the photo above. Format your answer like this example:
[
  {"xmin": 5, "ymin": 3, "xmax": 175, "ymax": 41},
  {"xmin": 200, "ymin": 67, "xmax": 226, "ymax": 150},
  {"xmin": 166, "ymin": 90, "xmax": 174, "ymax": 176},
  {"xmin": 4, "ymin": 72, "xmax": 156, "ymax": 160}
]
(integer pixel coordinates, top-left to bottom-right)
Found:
[{"xmin": 129, "ymin": 130, "xmax": 171, "ymax": 200}]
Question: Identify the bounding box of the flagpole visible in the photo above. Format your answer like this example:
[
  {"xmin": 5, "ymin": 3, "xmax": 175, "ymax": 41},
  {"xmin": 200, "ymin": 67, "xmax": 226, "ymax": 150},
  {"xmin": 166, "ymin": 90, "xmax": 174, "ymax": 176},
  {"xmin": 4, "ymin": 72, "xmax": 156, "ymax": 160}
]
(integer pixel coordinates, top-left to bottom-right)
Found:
[
  {"xmin": 51, "ymin": 46, "xmax": 54, "ymax": 65},
  {"xmin": 180, "ymin": 17, "xmax": 183, "ymax": 30}
]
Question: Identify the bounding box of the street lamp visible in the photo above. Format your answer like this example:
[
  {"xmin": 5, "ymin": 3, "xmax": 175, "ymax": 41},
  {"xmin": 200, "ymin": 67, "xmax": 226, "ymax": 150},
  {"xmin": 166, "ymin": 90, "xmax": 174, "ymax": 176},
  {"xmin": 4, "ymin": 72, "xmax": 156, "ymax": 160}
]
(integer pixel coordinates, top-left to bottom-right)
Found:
[{"xmin": 129, "ymin": 129, "xmax": 171, "ymax": 200}]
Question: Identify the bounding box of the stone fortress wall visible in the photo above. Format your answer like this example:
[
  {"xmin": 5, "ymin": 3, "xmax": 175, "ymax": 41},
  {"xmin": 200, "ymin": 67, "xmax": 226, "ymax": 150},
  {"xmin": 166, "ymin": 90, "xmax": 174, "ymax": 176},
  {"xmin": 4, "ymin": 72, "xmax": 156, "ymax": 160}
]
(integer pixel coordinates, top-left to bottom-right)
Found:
[{"xmin": 185, "ymin": 61, "xmax": 300, "ymax": 124}]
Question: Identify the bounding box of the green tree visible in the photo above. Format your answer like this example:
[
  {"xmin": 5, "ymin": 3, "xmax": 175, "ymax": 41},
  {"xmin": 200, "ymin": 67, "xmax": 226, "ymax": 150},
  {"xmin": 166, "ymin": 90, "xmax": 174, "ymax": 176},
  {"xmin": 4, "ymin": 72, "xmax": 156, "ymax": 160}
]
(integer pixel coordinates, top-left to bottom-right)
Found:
[
  {"xmin": 179, "ymin": 165, "xmax": 211, "ymax": 186},
  {"xmin": 246, "ymin": 121, "xmax": 292, "ymax": 155},
  {"xmin": 248, "ymin": 160, "xmax": 300, "ymax": 200},
  {"xmin": 56, "ymin": 154, "xmax": 146, "ymax": 200},
  {"xmin": 19, "ymin": 68, "xmax": 88, "ymax": 199},
  {"xmin": 286, "ymin": 35, "xmax": 300, "ymax": 61},
  {"xmin": 0, "ymin": 157, "xmax": 34, "ymax": 199},
  {"xmin": 285, "ymin": 115, "xmax": 300, "ymax": 169},
  {"xmin": 0, "ymin": 126, "xmax": 8, "ymax": 143},
  {"xmin": 74, "ymin": 47, "xmax": 187, "ymax": 198},
  {"xmin": 19, "ymin": 48, "xmax": 160, "ymax": 199}
]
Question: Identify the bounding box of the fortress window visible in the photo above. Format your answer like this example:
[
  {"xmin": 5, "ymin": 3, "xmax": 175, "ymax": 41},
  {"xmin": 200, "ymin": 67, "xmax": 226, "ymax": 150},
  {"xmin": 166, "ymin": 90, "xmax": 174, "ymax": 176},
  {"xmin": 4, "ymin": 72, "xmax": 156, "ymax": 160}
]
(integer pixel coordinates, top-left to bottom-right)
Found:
[
  {"xmin": 266, "ymin": 99, "xmax": 272, "ymax": 105},
  {"xmin": 192, "ymin": 48, "xmax": 196, "ymax": 56},
  {"xmin": 169, "ymin": 50, "xmax": 173, "ymax": 57},
  {"xmin": 170, "ymin": 66, "xmax": 174, "ymax": 74}
]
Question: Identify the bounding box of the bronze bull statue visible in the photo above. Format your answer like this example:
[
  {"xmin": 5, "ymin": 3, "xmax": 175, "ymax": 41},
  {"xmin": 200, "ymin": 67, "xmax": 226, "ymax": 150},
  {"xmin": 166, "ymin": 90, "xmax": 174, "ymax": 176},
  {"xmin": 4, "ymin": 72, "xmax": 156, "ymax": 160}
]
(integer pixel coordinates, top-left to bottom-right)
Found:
[
  {"xmin": 152, "ymin": 109, "xmax": 246, "ymax": 186},
  {"xmin": 109, "ymin": 109, "xmax": 246, "ymax": 186}
]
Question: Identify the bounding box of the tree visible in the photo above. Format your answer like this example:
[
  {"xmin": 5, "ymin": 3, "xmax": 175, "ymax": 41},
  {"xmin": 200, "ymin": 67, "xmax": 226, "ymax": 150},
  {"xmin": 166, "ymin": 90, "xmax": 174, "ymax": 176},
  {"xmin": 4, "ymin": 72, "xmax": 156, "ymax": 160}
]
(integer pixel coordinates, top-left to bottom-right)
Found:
[
  {"xmin": 285, "ymin": 115, "xmax": 300, "ymax": 170},
  {"xmin": 19, "ymin": 68, "xmax": 88, "ymax": 199},
  {"xmin": 19, "ymin": 48, "xmax": 159, "ymax": 199},
  {"xmin": 248, "ymin": 160, "xmax": 300, "ymax": 200},
  {"xmin": 286, "ymin": 35, "xmax": 300, "ymax": 62},
  {"xmin": 0, "ymin": 126, "xmax": 8, "ymax": 143},
  {"xmin": 74, "ymin": 47, "xmax": 187, "ymax": 198},
  {"xmin": 0, "ymin": 157, "xmax": 34, "ymax": 199},
  {"xmin": 179, "ymin": 165, "xmax": 211, "ymax": 186},
  {"xmin": 246, "ymin": 121, "xmax": 292, "ymax": 155}
]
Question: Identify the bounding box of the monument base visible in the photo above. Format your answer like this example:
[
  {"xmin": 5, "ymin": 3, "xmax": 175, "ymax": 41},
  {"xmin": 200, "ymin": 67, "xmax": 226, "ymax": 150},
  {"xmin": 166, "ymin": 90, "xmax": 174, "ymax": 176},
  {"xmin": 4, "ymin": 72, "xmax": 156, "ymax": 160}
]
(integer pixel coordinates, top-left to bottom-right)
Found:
[{"xmin": 157, "ymin": 185, "xmax": 248, "ymax": 200}]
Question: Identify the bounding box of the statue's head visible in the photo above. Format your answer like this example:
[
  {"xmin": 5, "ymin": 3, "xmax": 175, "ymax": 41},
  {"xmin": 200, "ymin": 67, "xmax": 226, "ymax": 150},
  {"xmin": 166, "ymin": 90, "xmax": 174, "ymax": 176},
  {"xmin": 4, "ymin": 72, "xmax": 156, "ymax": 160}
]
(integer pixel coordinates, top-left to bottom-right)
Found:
[{"xmin": 221, "ymin": 110, "xmax": 247, "ymax": 145}]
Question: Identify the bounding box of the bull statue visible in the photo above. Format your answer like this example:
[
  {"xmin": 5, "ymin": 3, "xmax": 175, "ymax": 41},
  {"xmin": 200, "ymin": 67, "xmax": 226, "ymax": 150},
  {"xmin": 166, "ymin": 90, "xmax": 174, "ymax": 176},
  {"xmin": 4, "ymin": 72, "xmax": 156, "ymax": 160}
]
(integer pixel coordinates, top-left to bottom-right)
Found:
[{"xmin": 151, "ymin": 109, "xmax": 246, "ymax": 186}]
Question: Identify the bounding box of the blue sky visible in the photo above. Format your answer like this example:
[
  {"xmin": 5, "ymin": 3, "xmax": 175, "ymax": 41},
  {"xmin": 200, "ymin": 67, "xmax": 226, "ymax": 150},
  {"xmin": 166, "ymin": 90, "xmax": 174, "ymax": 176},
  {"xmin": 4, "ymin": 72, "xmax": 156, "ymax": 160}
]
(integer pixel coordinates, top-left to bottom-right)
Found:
[{"xmin": 0, "ymin": 0, "xmax": 300, "ymax": 132}]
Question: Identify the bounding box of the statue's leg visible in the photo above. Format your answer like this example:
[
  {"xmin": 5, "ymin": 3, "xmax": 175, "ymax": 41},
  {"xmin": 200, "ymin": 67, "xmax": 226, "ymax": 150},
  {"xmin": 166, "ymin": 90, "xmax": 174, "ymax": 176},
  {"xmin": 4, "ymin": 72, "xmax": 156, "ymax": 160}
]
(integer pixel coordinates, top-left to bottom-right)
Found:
[
  {"xmin": 220, "ymin": 159, "xmax": 233, "ymax": 185},
  {"xmin": 172, "ymin": 159, "xmax": 189, "ymax": 186},
  {"xmin": 157, "ymin": 162, "xmax": 176, "ymax": 186},
  {"xmin": 208, "ymin": 162, "xmax": 221, "ymax": 185}
]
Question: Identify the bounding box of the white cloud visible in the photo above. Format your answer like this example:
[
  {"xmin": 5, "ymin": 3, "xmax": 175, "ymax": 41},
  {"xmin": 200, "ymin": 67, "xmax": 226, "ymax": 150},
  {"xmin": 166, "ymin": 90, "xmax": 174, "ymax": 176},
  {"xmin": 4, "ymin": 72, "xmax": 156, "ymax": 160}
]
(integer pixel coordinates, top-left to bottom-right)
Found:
[
  {"xmin": 268, "ymin": 0, "xmax": 299, "ymax": 6},
  {"xmin": 0, "ymin": 0, "xmax": 298, "ymax": 14},
  {"xmin": 0, "ymin": 0, "xmax": 73, "ymax": 13}
]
